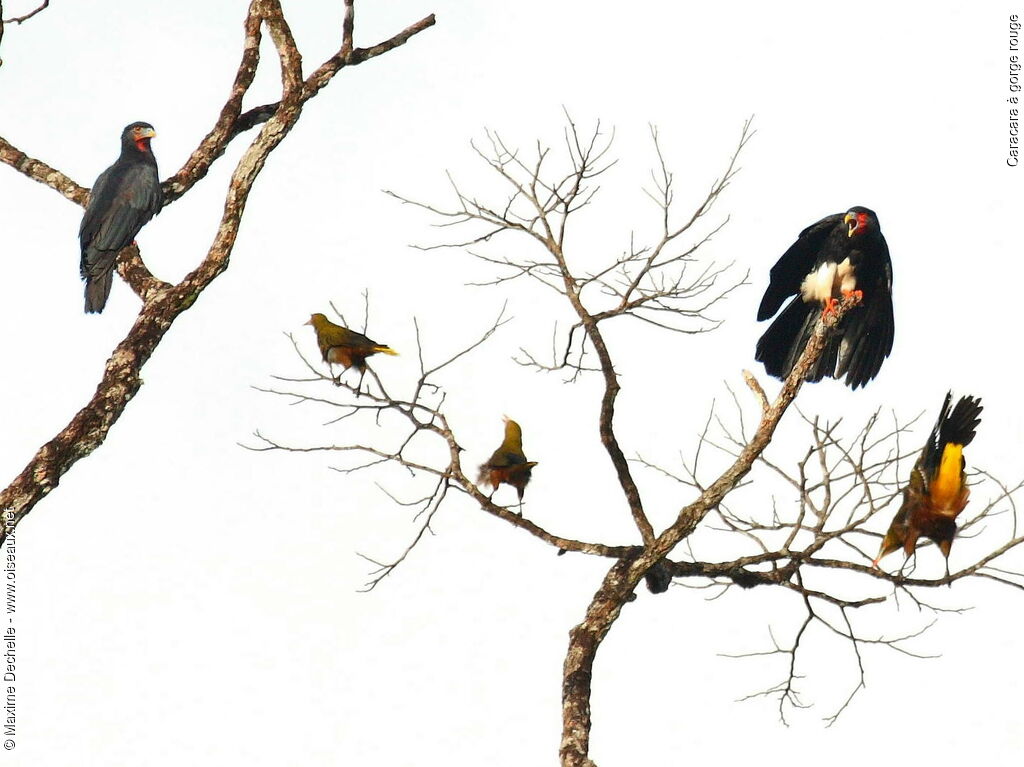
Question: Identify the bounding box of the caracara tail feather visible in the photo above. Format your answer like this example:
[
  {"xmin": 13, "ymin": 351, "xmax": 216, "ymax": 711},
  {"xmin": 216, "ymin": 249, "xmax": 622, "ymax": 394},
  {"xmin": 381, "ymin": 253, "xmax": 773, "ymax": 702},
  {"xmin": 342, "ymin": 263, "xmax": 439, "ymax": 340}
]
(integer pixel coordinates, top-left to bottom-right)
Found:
[
  {"xmin": 755, "ymin": 296, "xmax": 813, "ymax": 379},
  {"xmin": 82, "ymin": 249, "xmax": 119, "ymax": 313},
  {"xmin": 755, "ymin": 296, "xmax": 844, "ymax": 382},
  {"xmin": 939, "ymin": 395, "xmax": 983, "ymax": 449},
  {"xmin": 84, "ymin": 267, "xmax": 114, "ymax": 314}
]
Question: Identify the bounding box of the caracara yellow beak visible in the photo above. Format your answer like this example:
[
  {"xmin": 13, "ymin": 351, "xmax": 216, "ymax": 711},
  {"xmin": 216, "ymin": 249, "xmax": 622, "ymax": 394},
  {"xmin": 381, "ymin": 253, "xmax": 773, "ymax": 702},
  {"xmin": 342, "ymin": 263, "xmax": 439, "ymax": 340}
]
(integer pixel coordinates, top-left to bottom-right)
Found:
[
  {"xmin": 140, "ymin": 127, "xmax": 156, "ymax": 139},
  {"xmin": 844, "ymin": 212, "xmax": 856, "ymax": 237}
]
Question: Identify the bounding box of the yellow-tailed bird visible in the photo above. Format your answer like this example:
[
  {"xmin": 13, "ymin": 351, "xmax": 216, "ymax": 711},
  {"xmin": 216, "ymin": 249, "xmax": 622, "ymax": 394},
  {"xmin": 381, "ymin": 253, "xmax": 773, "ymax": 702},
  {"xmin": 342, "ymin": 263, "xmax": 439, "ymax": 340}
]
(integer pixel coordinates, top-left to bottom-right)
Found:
[
  {"xmin": 478, "ymin": 417, "xmax": 538, "ymax": 509},
  {"xmin": 305, "ymin": 313, "xmax": 397, "ymax": 389},
  {"xmin": 874, "ymin": 392, "xmax": 983, "ymax": 573}
]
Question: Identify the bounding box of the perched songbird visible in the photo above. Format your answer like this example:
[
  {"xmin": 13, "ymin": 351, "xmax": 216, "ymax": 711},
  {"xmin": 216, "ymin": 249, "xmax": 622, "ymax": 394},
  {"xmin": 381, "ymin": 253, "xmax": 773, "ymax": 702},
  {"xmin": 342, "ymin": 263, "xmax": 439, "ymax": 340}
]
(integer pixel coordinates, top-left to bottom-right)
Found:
[
  {"xmin": 755, "ymin": 207, "xmax": 894, "ymax": 389},
  {"xmin": 478, "ymin": 417, "xmax": 538, "ymax": 508},
  {"xmin": 79, "ymin": 122, "xmax": 163, "ymax": 313},
  {"xmin": 874, "ymin": 392, "xmax": 983, "ymax": 573},
  {"xmin": 305, "ymin": 312, "xmax": 398, "ymax": 389}
]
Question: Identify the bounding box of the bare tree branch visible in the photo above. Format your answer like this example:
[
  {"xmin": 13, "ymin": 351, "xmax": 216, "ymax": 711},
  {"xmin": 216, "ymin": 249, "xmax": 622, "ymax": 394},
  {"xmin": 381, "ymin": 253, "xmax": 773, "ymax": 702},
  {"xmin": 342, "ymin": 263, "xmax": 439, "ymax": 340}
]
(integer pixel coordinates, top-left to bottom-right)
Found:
[
  {"xmin": 0, "ymin": 0, "xmax": 436, "ymax": 541},
  {"xmin": 1, "ymin": 0, "xmax": 47, "ymax": 24},
  {"xmin": 262, "ymin": 114, "xmax": 1023, "ymax": 765}
]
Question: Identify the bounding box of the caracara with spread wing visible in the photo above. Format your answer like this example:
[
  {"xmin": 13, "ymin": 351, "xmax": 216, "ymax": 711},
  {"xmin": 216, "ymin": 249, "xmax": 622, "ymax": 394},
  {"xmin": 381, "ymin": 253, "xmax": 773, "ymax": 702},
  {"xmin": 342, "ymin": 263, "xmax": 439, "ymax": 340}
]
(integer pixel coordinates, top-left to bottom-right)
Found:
[{"xmin": 755, "ymin": 207, "xmax": 894, "ymax": 389}]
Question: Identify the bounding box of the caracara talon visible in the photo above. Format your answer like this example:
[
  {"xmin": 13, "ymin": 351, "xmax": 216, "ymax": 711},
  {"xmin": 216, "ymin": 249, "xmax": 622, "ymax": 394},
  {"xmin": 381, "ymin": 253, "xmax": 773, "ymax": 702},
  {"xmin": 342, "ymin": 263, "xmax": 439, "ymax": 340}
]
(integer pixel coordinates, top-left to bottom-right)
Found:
[{"xmin": 821, "ymin": 297, "xmax": 840, "ymax": 317}]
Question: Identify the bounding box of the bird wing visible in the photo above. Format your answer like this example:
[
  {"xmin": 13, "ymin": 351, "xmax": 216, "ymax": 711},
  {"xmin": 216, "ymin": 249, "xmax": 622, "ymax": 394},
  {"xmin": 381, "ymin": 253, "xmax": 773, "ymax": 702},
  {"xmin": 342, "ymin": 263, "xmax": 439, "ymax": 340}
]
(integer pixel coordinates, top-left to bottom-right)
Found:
[
  {"xmin": 80, "ymin": 162, "xmax": 163, "ymax": 258},
  {"xmin": 484, "ymin": 449, "xmax": 529, "ymax": 469},
  {"xmin": 757, "ymin": 213, "xmax": 844, "ymax": 321},
  {"xmin": 834, "ymin": 238, "xmax": 895, "ymax": 389},
  {"xmin": 341, "ymin": 329, "xmax": 379, "ymax": 349},
  {"xmin": 312, "ymin": 317, "xmax": 371, "ymax": 347}
]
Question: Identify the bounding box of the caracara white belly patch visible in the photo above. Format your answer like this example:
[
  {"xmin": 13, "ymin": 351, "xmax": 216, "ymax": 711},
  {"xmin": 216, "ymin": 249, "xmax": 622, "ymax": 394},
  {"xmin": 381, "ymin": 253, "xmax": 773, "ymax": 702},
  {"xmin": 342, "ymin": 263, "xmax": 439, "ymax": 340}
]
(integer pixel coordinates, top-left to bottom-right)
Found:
[{"xmin": 799, "ymin": 258, "xmax": 855, "ymax": 303}]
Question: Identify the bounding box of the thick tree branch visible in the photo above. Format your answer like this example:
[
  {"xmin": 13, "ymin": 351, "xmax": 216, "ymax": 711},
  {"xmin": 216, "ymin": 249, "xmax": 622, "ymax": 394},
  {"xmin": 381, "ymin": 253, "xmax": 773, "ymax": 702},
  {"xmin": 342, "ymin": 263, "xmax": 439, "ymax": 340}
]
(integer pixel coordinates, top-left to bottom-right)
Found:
[
  {"xmin": 559, "ymin": 295, "xmax": 858, "ymax": 767},
  {"xmin": 1, "ymin": 0, "xmax": 47, "ymax": 24},
  {"xmin": 0, "ymin": 0, "xmax": 51, "ymax": 68},
  {"xmin": 0, "ymin": 0, "xmax": 436, "ymax": 540}
]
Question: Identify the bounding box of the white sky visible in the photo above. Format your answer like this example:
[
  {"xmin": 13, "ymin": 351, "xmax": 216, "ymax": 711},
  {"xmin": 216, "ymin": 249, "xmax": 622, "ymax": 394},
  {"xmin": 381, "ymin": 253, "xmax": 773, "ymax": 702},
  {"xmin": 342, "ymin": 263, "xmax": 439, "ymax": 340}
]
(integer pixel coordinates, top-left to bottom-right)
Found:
[{"xmin": 1, "ymin": 1, "xmax": 1022, "ymax": 764}]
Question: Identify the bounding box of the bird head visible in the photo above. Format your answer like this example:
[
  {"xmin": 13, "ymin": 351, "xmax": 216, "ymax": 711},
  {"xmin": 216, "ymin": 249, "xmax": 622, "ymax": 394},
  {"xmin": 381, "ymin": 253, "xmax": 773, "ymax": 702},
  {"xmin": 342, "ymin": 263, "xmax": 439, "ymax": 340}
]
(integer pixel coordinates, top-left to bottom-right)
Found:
[
  {"xmin": 843, "ymin": 206, "xmax": 876, "ymax": 238},
  {"xmin": 937, "ymin": 537, "xmax": 953, "ymax": 561},
  {"xmin": 306, "ymin": 313, "xmax": 330, "ymax": 329},
  {"xmin": 873, "ymin": 527, "xmax": 905, "ymax": 569},
  {"xmin": 928, "ymin": 517, "xmax": 957, "ymax": 559},
  {"xmin": 122, "ymin": 122, "xmax": 157, "ymax": 154}
]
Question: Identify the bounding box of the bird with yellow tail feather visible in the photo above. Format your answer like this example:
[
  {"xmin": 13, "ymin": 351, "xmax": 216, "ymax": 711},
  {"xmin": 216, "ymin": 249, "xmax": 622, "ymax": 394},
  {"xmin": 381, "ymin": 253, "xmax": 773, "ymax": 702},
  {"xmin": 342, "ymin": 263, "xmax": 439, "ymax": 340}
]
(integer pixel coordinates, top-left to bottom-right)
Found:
[
  {"xmin": 478, "ymin": 417, "xmax": 538, "ymax": 511},
  {"xmin": 305, "ymin": 313, "xmax": 398, "ymax": 391},
  {"xmin": 874, "ymin": 392, "xmax": 983, "ymax": 574}
]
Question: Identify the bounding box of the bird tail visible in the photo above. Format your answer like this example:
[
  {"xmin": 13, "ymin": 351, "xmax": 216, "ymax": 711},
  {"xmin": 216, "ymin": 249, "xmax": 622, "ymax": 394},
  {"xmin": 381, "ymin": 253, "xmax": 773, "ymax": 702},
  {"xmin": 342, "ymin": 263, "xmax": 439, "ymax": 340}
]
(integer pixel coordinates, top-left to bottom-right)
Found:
[
  {"xmin": 755, "ymin": 297, "xmax": 828, "ymax": 381},
  {"xmin": 84, "ymin": 271, "xmax": 113, "ymax": 313},
  {"xmin": 373, "ymin": 345, "xmax": 398, "ymax": 356},
  {"xmin": 925, "ymin": 393, "xmax": 982, "ymax": 509},
  {"xmin": 82, "ymin": 249, "xmax": 116, "ymax": 314},
  {"xmin": 937, "ymin": 393, "xmax": 983, "ymax": 449}
]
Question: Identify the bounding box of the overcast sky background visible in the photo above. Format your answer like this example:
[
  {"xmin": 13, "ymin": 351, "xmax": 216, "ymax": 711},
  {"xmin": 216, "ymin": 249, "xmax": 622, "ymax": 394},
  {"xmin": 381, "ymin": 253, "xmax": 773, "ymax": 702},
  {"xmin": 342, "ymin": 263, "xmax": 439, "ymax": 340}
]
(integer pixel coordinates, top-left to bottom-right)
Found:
[{"xmin": 1, "ymin": 1, "xmax": 1022, "ymax": 764}]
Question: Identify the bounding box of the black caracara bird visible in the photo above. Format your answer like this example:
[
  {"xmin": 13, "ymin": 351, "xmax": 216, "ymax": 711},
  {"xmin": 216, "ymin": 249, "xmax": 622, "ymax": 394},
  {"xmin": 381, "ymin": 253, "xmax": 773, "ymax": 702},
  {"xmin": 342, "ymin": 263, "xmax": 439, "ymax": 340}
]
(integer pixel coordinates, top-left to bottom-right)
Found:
[
  {"xmin": 305, "ymin": 313, "xmax": 398, "ymax": 389},
  {"xmin": 478, "ymin": 417, "xmax": 538, "ymax": 508},
  {"xmin": 874, "ymin": 392, "xmax": 983, "ymax": 572},
  {"xmin": 79, "ymin": 122, "xmax": 163, "ymax": 313},
  {"xmin": 755, "ymin": 206, "xmax": 894, "ymax": 389}
]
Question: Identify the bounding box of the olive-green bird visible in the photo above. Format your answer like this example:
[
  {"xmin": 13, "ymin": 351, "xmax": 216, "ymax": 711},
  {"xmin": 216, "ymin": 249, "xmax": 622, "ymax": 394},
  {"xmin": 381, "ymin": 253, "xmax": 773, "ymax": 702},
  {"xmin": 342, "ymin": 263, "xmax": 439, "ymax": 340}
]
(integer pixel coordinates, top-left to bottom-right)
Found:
[
  {"xmin": 874, "ymin": 391, "xmax": 983, "ymax": 575},
  {"xmin": 478, "ymin": 417, "xmax": 538, "ymax": 509},
  {"xmin": 305, "ymin": 312, "xmax": 397, "ymax": 389}
]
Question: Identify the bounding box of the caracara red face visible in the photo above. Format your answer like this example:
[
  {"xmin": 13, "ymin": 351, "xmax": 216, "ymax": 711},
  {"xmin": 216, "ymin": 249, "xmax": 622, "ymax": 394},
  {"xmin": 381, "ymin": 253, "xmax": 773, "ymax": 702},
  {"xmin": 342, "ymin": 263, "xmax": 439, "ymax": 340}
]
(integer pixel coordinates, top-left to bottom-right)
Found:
[
  {"xmin": 129, "ymin": 123, "xmax": 156, "ymax": 153},
  {"xmin": 844, "ymin": 210, "xmax": 870, "ymax": 238}
]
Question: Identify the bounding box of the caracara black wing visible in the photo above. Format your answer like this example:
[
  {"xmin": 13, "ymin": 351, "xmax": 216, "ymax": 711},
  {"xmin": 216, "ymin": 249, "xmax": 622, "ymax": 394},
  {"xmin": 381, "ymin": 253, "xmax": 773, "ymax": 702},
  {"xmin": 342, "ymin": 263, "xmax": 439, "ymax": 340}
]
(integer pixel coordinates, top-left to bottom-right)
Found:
[
  {"xmin": 754, "ymin": 206, "xmax": 894, "ymax": 389},
  {"xmin": 756, "ymin": 213, "xmax": 844, "ymax": 321},
  {"xmin": 79, "ymin": 122, "xmax": 162, "ymax": 313},
  {"xmin": 834, "ymin": 239, "xmax": 894, "ymax": 389}
]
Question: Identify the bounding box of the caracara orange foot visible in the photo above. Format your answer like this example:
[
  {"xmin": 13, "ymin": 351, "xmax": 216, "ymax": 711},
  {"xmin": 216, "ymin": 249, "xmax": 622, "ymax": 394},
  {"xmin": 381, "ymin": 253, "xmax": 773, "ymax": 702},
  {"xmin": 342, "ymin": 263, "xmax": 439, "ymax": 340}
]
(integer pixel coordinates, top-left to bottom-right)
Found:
[
  {"xmin": 841, "ymin": 289, "xmax": 864, "ymax": 301},
  {"xmin": 822, "ymin": 296, "xmax": 840, "ymax": 316}
]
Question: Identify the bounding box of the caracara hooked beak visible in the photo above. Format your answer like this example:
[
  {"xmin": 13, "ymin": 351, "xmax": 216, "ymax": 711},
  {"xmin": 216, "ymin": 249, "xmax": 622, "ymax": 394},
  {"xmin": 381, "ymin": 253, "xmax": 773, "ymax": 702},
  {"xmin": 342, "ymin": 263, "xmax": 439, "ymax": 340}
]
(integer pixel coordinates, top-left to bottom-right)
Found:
[
  {"xmin": 844, "ymin": 210, "xmax": 868, "ymax": 238},
  {"xmin": 132, "ymin": 124, "xmax": 156, "ymax": 153}
]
